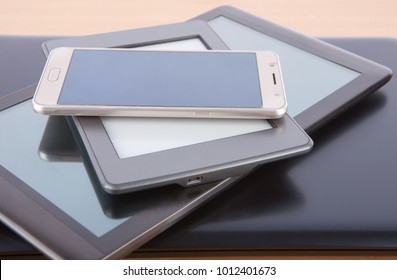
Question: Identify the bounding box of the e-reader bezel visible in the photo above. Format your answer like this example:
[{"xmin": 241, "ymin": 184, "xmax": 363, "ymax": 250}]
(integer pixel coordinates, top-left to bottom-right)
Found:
[
  {"xmin": 192, "ymin": 6, "xmax": 392, "ymax": 133},
  {"xmin": 44, "ymin": 21, "xmax": 313, "ymax": 194}
]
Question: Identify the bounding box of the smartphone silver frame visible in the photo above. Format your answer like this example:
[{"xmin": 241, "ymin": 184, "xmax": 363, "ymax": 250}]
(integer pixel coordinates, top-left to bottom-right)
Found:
[{"xmin": 32, "ymin": 48, "xmax": 287, "ymax": 119}]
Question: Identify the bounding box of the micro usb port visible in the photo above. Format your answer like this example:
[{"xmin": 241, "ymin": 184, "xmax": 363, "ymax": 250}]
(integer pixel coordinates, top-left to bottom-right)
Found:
[{"xmin": 187, "ymin": 176, "xmax": 203, "ymax": 186}]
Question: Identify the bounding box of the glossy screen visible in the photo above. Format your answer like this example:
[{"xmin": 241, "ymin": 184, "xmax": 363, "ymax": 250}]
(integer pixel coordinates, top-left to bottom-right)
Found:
[{"xmin": 58, "ymin": 50, "xmax": 262, "ymax": 108}]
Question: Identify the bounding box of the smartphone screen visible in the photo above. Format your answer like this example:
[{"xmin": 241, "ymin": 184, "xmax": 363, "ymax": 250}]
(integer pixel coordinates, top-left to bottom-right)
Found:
[{"xmin": 57, "ymin": 50, "xmax": 263, "ymax": 108}]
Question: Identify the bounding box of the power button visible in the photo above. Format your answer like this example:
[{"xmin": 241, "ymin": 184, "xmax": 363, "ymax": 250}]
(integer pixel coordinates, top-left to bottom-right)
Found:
[{"xmin": 48, "ymin": 68, "xmax": 61, "ymax": 81}]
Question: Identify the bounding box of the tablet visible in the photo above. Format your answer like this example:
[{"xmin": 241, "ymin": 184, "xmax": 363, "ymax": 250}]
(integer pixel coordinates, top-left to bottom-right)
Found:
[
  {"xmin": 192, "ymin": 6, "xmax": 393, "ymax": 132},
  {"xmin": 0, "ymin": 85, "xmax": 242, "ymax": 259},
  {"xmin": 44, "ymin": 22, "xmax": 313, "ymax": 194},
  {"xmin": 0, "ymin": 23, "xmax": 248, "ymax": 259}
]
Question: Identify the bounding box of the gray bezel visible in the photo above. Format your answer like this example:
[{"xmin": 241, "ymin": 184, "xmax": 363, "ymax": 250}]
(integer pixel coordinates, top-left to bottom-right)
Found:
[{"xmin": 71, "ymin": 114, "xmax": 312, "ymax": 194}]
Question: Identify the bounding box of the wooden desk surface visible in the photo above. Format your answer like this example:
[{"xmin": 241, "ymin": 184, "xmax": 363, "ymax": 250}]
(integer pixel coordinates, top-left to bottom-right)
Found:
[
  {"xmin": 1, "ymin": 0, "xmax": 396, "ymax": 37},
  {"xmin": 1, "ymin": 0, "xmax": 396, "ymax": 260}
]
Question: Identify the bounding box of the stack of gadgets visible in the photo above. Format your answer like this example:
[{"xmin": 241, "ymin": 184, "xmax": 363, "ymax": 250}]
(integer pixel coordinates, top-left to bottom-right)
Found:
[
  {"xmin": 0, "ymin": 6, "xmax": 392, "ymax": 259},
  {"xmin": 32, "ymin": 46, "xmax": 314, "ymax": 193}
]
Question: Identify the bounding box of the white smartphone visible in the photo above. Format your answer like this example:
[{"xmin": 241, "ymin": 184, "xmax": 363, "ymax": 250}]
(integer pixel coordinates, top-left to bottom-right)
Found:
[{"xmin": 32, "ymin": 47, "xmax": 287, "ymax": 119}]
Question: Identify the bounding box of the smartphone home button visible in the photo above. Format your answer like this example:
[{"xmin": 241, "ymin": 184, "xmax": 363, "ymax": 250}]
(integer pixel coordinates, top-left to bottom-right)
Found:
[{"xmin": 48, "ymin": 68, "xmax": 61, "ymax": 81}]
